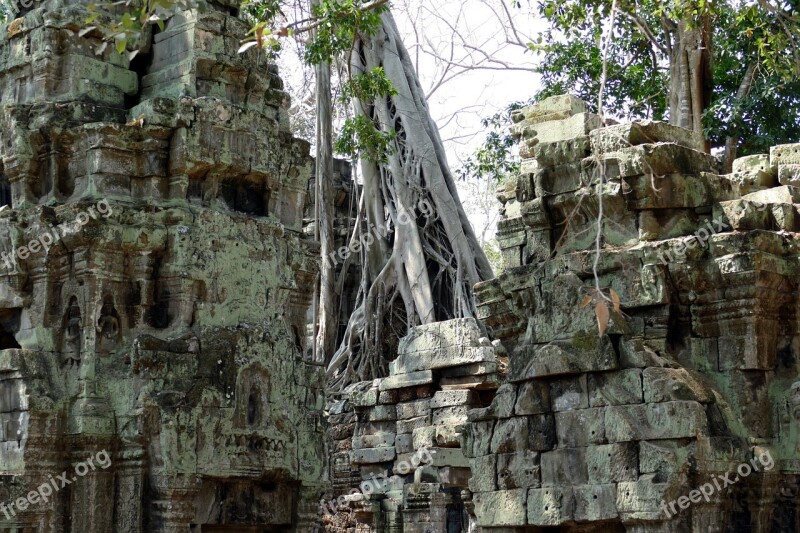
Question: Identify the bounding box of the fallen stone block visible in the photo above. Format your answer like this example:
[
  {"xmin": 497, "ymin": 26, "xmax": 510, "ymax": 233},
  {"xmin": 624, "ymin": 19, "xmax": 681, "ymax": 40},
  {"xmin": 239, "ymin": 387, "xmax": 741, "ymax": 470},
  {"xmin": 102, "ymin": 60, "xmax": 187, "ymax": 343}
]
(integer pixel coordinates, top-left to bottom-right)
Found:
[{"xmin": 732, "ymin": 154, "xmax": 771, "ymax": 173}]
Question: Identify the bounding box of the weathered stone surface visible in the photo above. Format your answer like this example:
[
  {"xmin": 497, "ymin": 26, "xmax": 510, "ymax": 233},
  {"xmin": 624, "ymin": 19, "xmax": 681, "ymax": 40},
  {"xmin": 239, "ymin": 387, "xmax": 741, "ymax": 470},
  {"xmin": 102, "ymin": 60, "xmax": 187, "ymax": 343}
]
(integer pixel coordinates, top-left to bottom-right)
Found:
[
  {"xmin": 511, "ymin": 333, "xmax": 618, "ymax": 381},
  {"xmin": 474, "ymin": 489, "xmax": 528, "ymax": 527},
  {"xmin": 379, "ymin": 370, "xmax": 434, "ymax": 391},
  {"xmin": 514, "ymin": 380, "xmax": 551, "ymax": 415},
  {"xmin": 541, "ymin": 448, "xmax": 588, "ymax": 486},
  {"xmin": 554, "ymin": 408, "xmax": 606, "ymax": 447},
  {"xmin": 590, "ymin": 121, "xmax": 705, "ymax": 153},
  {"xmin": 588, "ymin": 368, "xmax": 643, "ymax": 406},
  {"xmin": 491, "ymin": 415, "xmax": 556, "ymax": 453},
  {"xmin": 468, "ymin": 455, "xmax": 497, "ymax": 492},
  {"xmin": 642, "ymin": 368, "xmax": 714, "ymax": 403},
  {"xmin": 549, "ymin": 374, "xmax": 589, "ymax": 411},
  {"xmin": 527, "ymin": 487, "xmax": 574, "ymax": 526},
  {"xmin": 496, "ymin": 450, "xmax": 540, "ymax": 490},
  {"xmin": 430, "ymin": 389, "xmax": 479, "ymax": 409},
  {"xmin": 573, "ymin": 484, "xmax": 619, "ymax": 521},
  {"xmin": 605, "ymin": 402, "xmax": 708, "ymax": 442},
  {"xmin": 587, "ymin": 443, "xmax": 639, "ymax": 483}
]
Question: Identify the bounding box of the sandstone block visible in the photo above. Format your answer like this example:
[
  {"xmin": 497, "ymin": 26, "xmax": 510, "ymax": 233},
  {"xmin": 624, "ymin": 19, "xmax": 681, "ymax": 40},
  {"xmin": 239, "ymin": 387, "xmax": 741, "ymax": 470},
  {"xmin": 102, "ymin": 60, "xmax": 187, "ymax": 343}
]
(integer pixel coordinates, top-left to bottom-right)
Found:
[
  {"xmin": 430, "ymin": 390, "xmax": 479, "ymax": 409},
  {"xmin": 396, "ymin": 399, "xmax": 431, "ymax": 420},
  {"xmin": 549, "ymin": 374, "xmax": 588, "ymax": 411},
  {"xmin": 412, "ymin": 426, "xmax": 436, "ymax": 449},
  {"xmin": 491, "ymin": 415, "xmax": 556, "ymax": 453},
  {"xmin": 497, "ymin": 450, "xmax": 541, "ymax": 490},
  {"xmin": 527, "ymin": 487, "xmax": 574, "ymax": 526},
  {"xmin": 616, "ymin": 474, "xmax": 672, "ymax": 521},
  {"xmin": 397, "ymin": 414, "xmax": 432, "ymax": 435},
  {"xmin": 588, "ymin": 368, "xmax": 643, "ymax": 406},
  {"xmin": 642, "ymin": 367, "xmax": 714, "ymax": 403},
  {"xmin": 555, "ymin": 408, "xmax": 606, "ymax": 447},
  {"xmin": 514, "ymin": 380, "xmax": 551, "ymax": 415},
  {"xmin": 474, "ymin": 489, "xmax": 528, "ymax": 527},
  {"xmin": 587, "ymin": 442, "xmax": 639, "ymax": 483},
  {"xmin": 605, "ymin": 401, "xmax": 708, "ymax": 442},
  {"xmin": 460, "ymin": 420, "xmax": 494, "ymax": 458},
  {"xmin": 352, "ymin": 433, "xmax": 395, "ymax": 449},
  {"xmin": 573, "ymin": 484, "xmax": 619, "ymax": 521},
  {"xmin": 469, "ymin": 383, "xmax": 517, "ymax": 421},
  {"xmin": 771, "ymin": 143, "xmax": 800, "ymax": 165},
  {"xmin": 590, "ymin": 121, "xmax": 705, "ymax": 154},
  {"xmin": 468, "ymin": 455, "xmax": 497, "ymax": 492},
  {"xmin": 351, "ymin": 447, "xmax": 396, "ymax": 465},
  {"xmin": 541, "ymin": 448, "xmax": 588, "ymax": 486},
  {"xmin": 511, "ymin": 334, "xmax": 618, "ymax": 381},
  {"xmin": 732, "ymin": 154, "xmax": 770, "ymax": 173},
  {"xmin": 379, "ymin": 370, "xmax": 434, "ymax": 391}
]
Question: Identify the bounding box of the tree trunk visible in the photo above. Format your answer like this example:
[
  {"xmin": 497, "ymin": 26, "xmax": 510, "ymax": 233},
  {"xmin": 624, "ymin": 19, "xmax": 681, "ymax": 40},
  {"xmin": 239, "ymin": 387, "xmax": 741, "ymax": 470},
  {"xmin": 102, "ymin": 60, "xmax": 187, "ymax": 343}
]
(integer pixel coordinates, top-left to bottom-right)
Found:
[
  {"xmin": 668, "ymin": 15, "xmax": 713, "ymax": 147},
  {"xmin": 313, "ymin": 1, "xmax": 337, "ymax": 364},
  {"xmin": 722, "ymin": 62, "xmax": 758, "ymax": 172},
  {"xmin": 326, "ymin": 11, "xmax": 493, "ymax": 389}
]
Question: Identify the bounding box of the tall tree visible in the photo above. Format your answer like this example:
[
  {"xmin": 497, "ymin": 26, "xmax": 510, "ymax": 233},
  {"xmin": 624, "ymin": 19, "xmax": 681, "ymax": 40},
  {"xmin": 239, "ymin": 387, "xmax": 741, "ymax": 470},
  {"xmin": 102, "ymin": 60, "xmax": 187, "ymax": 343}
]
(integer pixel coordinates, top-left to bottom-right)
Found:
[
  {"xmin": 531, "ymin": 0, "xmax": 800, "ymax": 164},
  {"xmin": 326, "ymin": 12, "xmax": 493, "ymax": 387}
]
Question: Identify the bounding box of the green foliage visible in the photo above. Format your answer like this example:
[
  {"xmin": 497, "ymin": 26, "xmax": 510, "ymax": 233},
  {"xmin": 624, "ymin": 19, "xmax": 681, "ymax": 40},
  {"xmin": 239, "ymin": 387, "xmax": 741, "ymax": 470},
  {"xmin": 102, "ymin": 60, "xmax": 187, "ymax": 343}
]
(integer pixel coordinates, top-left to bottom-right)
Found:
[
  {"xmin": 304, "ymin": 0, "xmax": 387, "ymax": 64},
  {"xmin": 335, "ymin": 115, "xmax": 396, "ymax": 163},
  {"xmin": 457, "ymin": 103, "xmax": 526, "ymax": 182},
  {"xmin": 86, "ymin": 0, "xmax": 202, "ymax": 58},
  {"xmin": 529, "ymin": 0, "xmax": 800, "ymax": 151},
  {"xmin": 341, "ymin": 67, "xmax": 397, "ymax": 103}
]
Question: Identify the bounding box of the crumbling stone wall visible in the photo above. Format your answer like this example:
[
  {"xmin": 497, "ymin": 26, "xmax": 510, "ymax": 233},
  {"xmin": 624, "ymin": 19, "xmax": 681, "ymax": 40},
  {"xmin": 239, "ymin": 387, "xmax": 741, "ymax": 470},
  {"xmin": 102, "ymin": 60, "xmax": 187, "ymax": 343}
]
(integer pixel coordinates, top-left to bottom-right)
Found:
[
  {"xmin": 472, "ymin": 95, "xmax": 800, "ymax": 531},
  {"xmin": 0, "ymin": 1, "xmax": 326, "ymax": 531},
  {"xmin": 335, "ymin": 95, "xmax": 800, "ymax": 532}
]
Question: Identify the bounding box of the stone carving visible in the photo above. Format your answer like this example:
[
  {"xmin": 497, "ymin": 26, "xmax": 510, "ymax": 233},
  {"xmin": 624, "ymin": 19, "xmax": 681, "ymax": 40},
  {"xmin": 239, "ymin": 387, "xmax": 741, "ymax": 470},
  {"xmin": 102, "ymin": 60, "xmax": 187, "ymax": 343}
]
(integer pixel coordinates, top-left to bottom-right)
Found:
[{"xmin": 0, "ymin": 0, "xmax": 324, "ymax": 531}]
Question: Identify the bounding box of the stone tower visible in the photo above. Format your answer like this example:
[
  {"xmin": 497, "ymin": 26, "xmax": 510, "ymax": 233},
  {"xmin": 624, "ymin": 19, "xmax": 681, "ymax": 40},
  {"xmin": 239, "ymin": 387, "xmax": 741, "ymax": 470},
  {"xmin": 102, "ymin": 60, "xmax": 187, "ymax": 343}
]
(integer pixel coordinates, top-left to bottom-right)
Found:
[{"xmin": 0, "ymin": 0, "xmax": 326, "ymax": 530}]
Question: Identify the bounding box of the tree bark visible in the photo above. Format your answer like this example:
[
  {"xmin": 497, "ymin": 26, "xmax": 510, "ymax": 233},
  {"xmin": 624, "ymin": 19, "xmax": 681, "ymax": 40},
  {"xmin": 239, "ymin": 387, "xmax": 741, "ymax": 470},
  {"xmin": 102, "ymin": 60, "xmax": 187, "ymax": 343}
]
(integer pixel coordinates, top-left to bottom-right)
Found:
[
  {"xmin": 668, "ymin": 15, "xmax": 713, "ymax": 148},
  {"xmin": 326, "ymin": 11, "xmax": 493, "ymax": 388},
  {"xmin": 723, "ymin": 62, "xmax": 758, "ymax": 172},
  {"xmin": 313, "ymin": 1, "xmax": 337, "ymax": 364}
]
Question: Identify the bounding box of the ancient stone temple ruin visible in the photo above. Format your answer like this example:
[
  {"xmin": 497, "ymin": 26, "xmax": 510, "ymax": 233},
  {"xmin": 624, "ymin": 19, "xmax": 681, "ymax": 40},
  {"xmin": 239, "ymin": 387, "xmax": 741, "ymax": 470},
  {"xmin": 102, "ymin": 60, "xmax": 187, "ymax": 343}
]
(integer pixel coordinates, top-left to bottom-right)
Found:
[
  {"xmin": 0, "ymin": 0, "xmax": 325, "ymax": 530},
  {"xmin": 0, "ymin": 0, "xmax": 798, "ymax": 530},
  {"xmin": 330, "ymin": 95, "xmax": 800, "ymax": 532}
]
